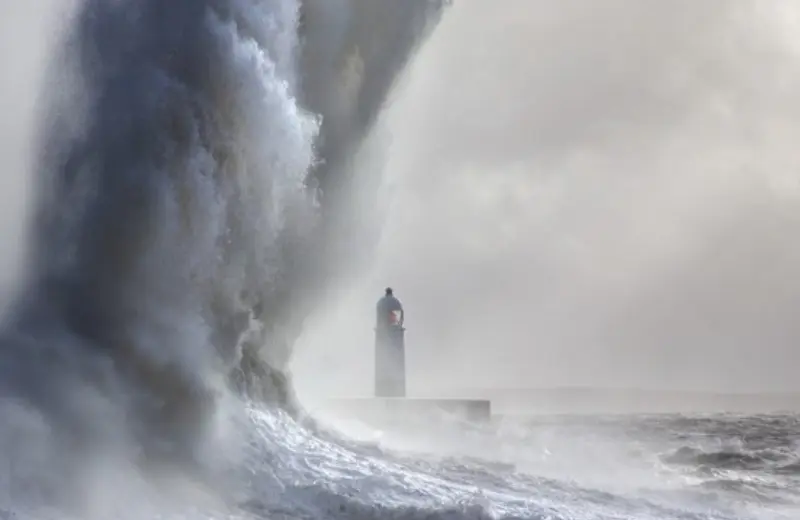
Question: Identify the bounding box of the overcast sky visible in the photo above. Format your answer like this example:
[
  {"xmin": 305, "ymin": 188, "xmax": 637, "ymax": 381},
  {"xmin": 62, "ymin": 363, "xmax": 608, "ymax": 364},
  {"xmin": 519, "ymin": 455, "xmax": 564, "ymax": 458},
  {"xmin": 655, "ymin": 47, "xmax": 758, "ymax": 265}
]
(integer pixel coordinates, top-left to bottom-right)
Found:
[{"xmin": 294, "ymin": 0, "xmax": 800, "ymax": 396}]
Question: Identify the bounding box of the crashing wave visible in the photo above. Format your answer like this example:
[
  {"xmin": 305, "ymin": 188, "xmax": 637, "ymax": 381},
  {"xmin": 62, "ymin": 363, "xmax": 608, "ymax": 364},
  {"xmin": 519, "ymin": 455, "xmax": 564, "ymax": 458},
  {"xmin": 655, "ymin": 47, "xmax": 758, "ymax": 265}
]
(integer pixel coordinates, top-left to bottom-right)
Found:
[{"xmin": 0, "ymin": 0, "xmax": 450, "ymax": 465}]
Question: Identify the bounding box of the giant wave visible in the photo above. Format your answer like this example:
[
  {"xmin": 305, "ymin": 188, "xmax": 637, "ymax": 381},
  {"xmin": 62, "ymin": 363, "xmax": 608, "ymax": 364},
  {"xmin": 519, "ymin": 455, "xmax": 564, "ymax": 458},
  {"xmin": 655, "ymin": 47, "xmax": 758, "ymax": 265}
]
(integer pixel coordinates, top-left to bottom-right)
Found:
[{"xmin": 0, "ymin": 0, "xmax": 449, "ymax": 515}]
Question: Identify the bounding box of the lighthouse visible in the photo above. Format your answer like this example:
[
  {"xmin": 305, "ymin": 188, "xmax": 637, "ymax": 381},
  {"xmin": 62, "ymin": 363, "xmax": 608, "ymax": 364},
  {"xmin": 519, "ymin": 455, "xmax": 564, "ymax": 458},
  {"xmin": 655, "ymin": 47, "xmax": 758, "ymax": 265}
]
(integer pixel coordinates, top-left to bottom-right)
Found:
[
  {"xmin": 374, "ymin": 287, "xmax": 405, "ymax": 397},
  {"xmin": 312, "ymin": 288, "xmax": 491, "ymax": 424}
]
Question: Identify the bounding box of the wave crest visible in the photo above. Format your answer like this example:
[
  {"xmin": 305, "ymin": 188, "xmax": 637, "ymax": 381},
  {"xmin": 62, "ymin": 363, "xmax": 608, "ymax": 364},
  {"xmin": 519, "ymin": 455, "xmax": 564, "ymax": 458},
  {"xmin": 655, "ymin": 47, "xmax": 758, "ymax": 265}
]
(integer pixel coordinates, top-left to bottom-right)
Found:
[{"xmin": 0, "ymin": 0, "xmax": 450, "ymax": 480}]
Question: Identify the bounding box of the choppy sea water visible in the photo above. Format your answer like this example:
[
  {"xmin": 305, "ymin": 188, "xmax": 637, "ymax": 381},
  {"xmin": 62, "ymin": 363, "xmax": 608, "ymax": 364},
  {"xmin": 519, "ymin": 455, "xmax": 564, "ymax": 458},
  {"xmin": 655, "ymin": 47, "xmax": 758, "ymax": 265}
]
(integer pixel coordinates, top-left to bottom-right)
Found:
[
  {"xmin": 2, "ymin": 399, "xmax": 798, "ymax": 520},
  {"xmin": 289, "ymin": 410, "xmax": 800, "ymax": 520}
]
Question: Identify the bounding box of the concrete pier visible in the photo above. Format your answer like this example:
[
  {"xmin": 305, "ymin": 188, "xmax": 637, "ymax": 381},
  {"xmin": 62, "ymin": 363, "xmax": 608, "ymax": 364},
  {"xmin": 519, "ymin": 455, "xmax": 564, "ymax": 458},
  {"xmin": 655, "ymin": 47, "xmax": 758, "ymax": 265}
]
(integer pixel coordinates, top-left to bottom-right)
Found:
[{"xmin": 323, "ymin": 397, "xmax": 492, "ymax": 423}]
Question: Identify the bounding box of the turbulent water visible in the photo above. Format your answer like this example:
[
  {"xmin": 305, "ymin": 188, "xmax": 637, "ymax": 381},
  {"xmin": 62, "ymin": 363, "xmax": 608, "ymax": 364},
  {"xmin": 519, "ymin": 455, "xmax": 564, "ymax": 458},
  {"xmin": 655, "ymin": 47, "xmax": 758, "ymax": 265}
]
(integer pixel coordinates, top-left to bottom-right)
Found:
[
  {"xmin": 312, "ymin": 413, "xmax": 800, "ymax": 520},
  {"xmin": 0, "ymin": 1, "xmax": 797, "ymax": 519}
]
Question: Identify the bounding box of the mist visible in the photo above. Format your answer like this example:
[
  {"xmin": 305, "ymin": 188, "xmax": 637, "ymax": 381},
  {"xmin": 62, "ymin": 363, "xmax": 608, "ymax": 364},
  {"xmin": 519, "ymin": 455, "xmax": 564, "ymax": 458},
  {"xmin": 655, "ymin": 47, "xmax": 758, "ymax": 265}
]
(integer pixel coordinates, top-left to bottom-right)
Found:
[
  {"xmin": 0, "ymin": 2, "xmax": 76, "ymax": 307},
  {"xmin": 4, "ymin": 1, "xmax": 800, "ymax": 401},
  {"xmin": 292, "ymin": 0, "xmax": 800, "ymax": 398}
]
